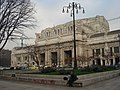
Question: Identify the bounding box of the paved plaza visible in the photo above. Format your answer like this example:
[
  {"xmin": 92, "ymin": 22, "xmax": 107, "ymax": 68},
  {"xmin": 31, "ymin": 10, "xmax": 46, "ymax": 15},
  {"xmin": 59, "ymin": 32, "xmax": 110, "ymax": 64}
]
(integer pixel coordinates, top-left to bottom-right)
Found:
[{"xmin": 0, "ymin": 76, "xmax": 120, "ymax": 90}]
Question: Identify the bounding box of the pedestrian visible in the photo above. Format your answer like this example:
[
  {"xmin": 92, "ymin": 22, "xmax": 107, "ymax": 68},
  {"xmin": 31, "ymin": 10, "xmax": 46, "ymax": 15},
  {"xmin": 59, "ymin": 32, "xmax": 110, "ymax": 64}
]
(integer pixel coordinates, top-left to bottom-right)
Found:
[{"xmin": 66, "ymin": 71, "xmax": 78, "ymax": 87}]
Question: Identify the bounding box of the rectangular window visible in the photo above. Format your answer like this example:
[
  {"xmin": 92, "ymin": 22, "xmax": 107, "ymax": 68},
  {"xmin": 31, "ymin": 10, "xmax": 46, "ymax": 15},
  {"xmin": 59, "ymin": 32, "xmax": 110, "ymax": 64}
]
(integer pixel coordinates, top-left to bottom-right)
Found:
[
  {"xmin": 115, "ymin": 57, "xmax": 119, "ymax": 65},
  {"xmin": 110, "ymin": 47, "xmax": 113, "ymax": 56},
  {"xmin": 102, "ymin": 48, "xmax": 104, "ymax": 56},
  {"xmin": 49, "ymin": 32, "xmax": 50, "ymax": 37},
  {"xmin": 96, "ymin": 49, "xmax": 100, "ymax": 56},
  {"xmin": 92, "ymin": 49, "xmax": 94, "ymax": 57},
  {"xmin": 114, "ymin": 47, "xmax": 119, "ymax": 53},
  {"xmin": 24, "ymin": 56, "xmax": 28, "ymax": 61},
  {"xmin": 54, "ymin": 30, "xmax": 57, "ymax": 35},
  {"xmin": 17, "ymin": 57, "xmax": 21, "ymax": 62}
]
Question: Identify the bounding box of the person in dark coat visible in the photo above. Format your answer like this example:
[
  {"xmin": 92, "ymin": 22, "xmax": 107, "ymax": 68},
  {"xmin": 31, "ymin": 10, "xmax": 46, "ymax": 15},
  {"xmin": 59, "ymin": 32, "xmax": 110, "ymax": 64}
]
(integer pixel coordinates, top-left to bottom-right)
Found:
[{"xmin": 67, "ymin": 71, "xmax": 78, "ymax": 87}]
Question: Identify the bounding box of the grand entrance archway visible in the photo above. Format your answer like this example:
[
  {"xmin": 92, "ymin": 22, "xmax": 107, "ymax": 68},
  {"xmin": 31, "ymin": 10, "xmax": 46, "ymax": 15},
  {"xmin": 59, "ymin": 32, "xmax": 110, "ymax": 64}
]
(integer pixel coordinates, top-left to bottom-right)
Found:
[
  {"xmin": 40, "ymin": 53, "xmax": 45, "ymax": 65},
  {"xmin": 51, "ymin": 52, "xmax": 57, "ymax": 67},
  {"xmin": 96, "ymin": 58, "xmax": 101, "ymax": 65},
  {"xmin": 64, "ymin": 50, "xmax": 72, "ymax": 67},
  {"xmin": 115, "ymin": 57, "xmax": 119, "ymax": 65}
]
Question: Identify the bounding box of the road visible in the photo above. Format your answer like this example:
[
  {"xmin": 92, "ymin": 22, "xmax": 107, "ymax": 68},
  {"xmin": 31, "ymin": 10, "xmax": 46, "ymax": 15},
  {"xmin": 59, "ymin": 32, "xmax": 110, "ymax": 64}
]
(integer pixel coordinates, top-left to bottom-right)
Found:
[{"xmin": 0, "ymin": 76, "xmax": 120, "ymax": 90}]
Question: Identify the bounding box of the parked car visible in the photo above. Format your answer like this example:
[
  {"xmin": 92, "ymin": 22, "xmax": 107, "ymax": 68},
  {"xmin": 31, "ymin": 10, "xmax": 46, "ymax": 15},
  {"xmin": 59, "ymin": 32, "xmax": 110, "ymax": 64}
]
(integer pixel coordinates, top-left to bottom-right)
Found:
[
  {"xmin": 0, "ymin": 66, "xmax": 11, "ymax": 70},
  {"xmin": 3, "ymin": 67, "xmax": 10, "ymax": 70}
]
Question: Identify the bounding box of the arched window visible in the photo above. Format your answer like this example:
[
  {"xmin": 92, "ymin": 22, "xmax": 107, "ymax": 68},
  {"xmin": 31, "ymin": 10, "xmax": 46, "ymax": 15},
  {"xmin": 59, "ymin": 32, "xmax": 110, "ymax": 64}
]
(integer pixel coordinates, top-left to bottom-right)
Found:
[
  {"xmin": 71, "ymin": 26, "xmax": 72, "ymax": 30},
  {"xmin": 32, "ymin": 62, "xmax": 35, "ymax": 65},
  {"xmin": 68, "ymin": 26, "xmax": 72, "ymax": 33},
  {"xmin": 54, "ymin": 30, "xmax": 57, "ymax": 35},
  {"xmin": 46, "ymin": 32, "xmax": 48, "ymax": 36},
  {"xmin": 68, "ymin": 27, "xmax": 70, "ymax": 33},
  {"xmin": 49, "ymin": 32, "xmax": 50, "ymax": 37},
  {"xmin": 61, "ymin": 29, "xmax": 62, "ymax": 34},
  {"xmin": 70, "ymin": 26, "xmax": 73, "ymax": 33},
  {"xmin": 58, "ymin": 29, "xmax": 59, "ymax": 35}
]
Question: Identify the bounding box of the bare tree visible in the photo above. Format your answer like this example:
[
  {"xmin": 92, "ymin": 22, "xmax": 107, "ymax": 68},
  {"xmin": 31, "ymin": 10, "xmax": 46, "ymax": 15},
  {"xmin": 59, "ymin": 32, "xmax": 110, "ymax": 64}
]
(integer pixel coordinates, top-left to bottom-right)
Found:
[
  {"xmin": 76, "ymin": 55, "xmax": 92, "ymax": 67},
  {"xmin": 0, "ymin": 0, "xmax": 36, "ymax": 50},
  {"xmin": 76, "ymin": 56, "xmax": 85, "ymax": 66},
  {"xmin": 27, "ymin": 45, "xmax": 41, "ymax": 70}
]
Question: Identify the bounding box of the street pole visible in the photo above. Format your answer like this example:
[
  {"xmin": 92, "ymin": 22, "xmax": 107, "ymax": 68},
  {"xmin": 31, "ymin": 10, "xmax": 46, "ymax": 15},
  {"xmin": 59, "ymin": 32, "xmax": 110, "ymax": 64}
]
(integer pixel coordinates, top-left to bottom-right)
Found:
[
  {"xmin": 62, "ymin": 2, "xmax": 85, "ymax": 69},
  {"xmin": 72, "ymin": 2, "xmax": 77, "ymax": 69}
]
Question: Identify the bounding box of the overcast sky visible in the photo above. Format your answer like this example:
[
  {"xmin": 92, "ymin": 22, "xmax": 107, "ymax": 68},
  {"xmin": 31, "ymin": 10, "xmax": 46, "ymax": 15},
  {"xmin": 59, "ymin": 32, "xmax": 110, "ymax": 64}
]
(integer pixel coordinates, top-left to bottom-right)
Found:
[{"xmin": 4, "ymin": 0, "xmax": 120, "ymax": 50}]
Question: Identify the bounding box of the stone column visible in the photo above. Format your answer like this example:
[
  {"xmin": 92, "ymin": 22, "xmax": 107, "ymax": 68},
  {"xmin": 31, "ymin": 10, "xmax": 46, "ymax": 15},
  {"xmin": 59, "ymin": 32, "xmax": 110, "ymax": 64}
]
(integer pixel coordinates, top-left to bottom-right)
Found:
[
  {"xmin": 57, "ymin": 47, "xmax": 61, "ymax": 67},
  {"xmin": 113, "ymin": 56, "xmax": 115, "ymax": 65},
  {"xmin": 45, "ymin": 49, "xmax": 48, "ymax": 66},
  {"xmin": 47, "ymin": 50, "xmax": 50, "ymax": 67},
  {"xmin": 61, "ymin": 48, "xmax": 64, "ymax": 67},
  {"xmin": 59, "ymin": 48, "xmax": 62, "ymax": 67},
  {"xmin": 21, "ymin": 54, "xmax": 24, "ymax": 66}
]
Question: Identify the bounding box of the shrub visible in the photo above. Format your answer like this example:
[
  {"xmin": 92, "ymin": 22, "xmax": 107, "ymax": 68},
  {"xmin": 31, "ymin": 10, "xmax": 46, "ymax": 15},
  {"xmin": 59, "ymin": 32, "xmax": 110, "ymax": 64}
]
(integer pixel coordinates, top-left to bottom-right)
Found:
[
  {"xmin": 101, "ymin": 66, "xmax": 117, "ymax": 71},
  {"xmin": 58, "ymin": 70, "xmax": 72, "ymax": 75},
  {"xmin": 41, "ymin": 67, "xmax": 56, "ymax": 73},
  {"xmin": 90, "ymin": 65, "xmax": 103, "ymax": 72},
  {"xmin": 80, "ymin": 65, "xmax": 104, "ymax": 72}
]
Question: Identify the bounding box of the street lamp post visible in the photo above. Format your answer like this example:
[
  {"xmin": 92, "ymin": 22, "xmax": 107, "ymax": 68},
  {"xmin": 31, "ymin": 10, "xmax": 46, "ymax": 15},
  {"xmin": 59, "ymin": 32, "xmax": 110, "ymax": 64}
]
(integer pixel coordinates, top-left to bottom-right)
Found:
[{"xmin": 62, "ymin": 2, "xmax": 85, "ymax": 69}]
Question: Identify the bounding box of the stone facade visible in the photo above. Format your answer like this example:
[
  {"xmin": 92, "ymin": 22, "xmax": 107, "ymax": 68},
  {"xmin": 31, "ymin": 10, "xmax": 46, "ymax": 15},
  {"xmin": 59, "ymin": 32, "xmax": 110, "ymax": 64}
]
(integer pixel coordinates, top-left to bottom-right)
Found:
[
  {"xmin": 11, "ymin": 15, "xmax": 120, "ymax": 68},
  {"xmin": 88, "ymin": 30, "xmax": 120, "ymax": 66}
]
